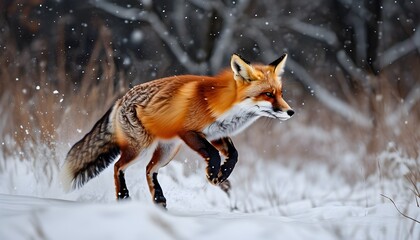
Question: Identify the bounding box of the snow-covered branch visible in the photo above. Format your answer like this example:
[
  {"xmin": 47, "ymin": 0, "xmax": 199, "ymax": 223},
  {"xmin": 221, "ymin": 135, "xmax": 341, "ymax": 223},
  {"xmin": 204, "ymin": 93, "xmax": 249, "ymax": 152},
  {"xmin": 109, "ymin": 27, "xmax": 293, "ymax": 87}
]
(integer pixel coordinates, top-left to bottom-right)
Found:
[
  {"xmin": 285, "ymin": 18, "xmax": 339, "ymax": 47},
  {"xmin": 336, "ymin": 50, "xmax": 371, "ymax": 90},
  {"xmin": 138, "ymin": 11, "xmax": 208, "ymax": 73},
  {"xmin": 187, "ymin": 0, "xmax": 225, "ymax": 12},
  {"xmin": 209, "ymin": 0, "xmax": 251, "ymax": 73},
  {"xmin": 377, "ymin": 25, "xmax": 420, "ymax": 69},
  {"xmin": 90, "ymin": 0, "xmax": 143, "ymax": 20},
  {"xmin": 337, "ymin": 0, "xmax": 373, "ymax": 21},
  {"xmin": 90, "ymin": 0, "xmax": 207, "ymax": 73},
  {"xmin": 386, "ymin": 83, "xmax": 420, "ymax": 126}
]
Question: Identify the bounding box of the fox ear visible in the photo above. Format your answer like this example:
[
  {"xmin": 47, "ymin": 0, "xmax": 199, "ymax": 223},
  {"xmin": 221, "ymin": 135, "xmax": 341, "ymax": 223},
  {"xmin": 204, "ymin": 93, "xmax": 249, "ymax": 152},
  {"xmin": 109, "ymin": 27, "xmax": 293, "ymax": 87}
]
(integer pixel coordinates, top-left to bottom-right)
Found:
[
  {"xmin": 270, "ymin": 53, "xmax": 288, "ymax": 78},
  {"xmin": 231, "ymin": 54, "xmax": 252, "ymax": 82}
]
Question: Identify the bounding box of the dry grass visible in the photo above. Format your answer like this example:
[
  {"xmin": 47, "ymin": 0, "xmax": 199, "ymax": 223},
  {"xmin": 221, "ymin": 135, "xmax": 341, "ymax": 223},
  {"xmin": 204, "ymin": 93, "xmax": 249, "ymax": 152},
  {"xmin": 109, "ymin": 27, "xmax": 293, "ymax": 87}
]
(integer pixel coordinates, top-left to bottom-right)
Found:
[{"xmin": 0, "ymin": 25, "xmax": 128, "ymax": 165}]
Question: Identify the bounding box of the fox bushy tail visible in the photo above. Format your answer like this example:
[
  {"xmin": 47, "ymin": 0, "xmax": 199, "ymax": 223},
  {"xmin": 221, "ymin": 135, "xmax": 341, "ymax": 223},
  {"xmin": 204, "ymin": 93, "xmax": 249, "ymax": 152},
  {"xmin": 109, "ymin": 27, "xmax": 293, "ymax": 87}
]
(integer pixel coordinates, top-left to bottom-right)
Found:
[{"xmin": 61, "ymin": 106, "xmax": 121, "ymax": 191}]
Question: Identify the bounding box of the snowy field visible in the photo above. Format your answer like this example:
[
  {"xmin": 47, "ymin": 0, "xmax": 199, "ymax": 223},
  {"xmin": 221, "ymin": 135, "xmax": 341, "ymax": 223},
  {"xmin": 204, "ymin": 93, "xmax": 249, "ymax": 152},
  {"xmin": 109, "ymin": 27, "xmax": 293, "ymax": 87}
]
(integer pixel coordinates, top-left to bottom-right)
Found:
[{"xmin": 1, "ymin": 120, "xmax": 419, "ymax": 240}]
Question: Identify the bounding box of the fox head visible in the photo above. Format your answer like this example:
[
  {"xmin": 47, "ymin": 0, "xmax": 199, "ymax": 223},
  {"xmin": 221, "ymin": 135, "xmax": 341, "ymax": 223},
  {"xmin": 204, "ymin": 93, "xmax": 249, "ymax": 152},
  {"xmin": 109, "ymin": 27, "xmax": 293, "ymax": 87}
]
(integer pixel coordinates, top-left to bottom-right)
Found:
[{"xmin": 230, "ymin": 53, "xmax": 294, "ymax": 121}]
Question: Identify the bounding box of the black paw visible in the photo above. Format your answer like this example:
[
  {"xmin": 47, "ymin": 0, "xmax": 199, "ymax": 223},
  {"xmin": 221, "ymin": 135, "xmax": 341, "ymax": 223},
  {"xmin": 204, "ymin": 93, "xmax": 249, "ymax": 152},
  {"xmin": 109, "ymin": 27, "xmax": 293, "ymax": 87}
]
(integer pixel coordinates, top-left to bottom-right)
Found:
[
  {"xmin": 154, "ymin": 195, "xmax": 167, "ymax": 209},
  {"xmin": 217, "ymin": 165, "xmax": 233, "ymax": 183},
  {"xmin": 206, "ymin": 165, "xmax": 221, "ymax": 185},
  {"xmin": 117, "ymin": 188, "xmax": 130, "ymax": 200},
  {"xmin": 207, "ymin": 174, "xmax": 221, "ymax": 185}
]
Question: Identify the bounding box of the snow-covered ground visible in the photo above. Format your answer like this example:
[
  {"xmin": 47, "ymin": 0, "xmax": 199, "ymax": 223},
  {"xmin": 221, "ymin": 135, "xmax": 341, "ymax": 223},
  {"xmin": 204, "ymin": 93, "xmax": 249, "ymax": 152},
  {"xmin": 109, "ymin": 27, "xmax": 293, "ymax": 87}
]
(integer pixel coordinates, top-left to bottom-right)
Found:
[
  {"xmin": 0, "ymin": 122, "xmax": 419, "ymax": 239},
  {"xmin": 1, "ymin": 192, "xmax": 417, "ymax": 240}
]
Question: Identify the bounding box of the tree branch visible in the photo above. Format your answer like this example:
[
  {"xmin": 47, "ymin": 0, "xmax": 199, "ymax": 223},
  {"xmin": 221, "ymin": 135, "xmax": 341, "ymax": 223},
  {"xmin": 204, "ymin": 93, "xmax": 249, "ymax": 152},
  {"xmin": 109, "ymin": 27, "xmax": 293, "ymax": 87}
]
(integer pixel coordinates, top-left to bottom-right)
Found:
[
  {"xmin": 139, "ymin": 11, "xmax": 207, "ymax": 73},
  {"xmin": 336, "ymin": 50, "xmax": 372, "ymax": 90},
  {"xmin": 377, "ymin": 25, "xmax": 420, "ymax": 69},
  {"xmin": 285, "ymin": 18, "xmax": 339, "ymax": 47},
  {"xmin": 386, "ymin": 83, "xmax": 420, "ymax": 126},
  {"xmin": 381, "ymin": 194, "xmax": 420, "ymax": 224},
  {"xmin": 90, "ymin": 0, "xmax": 207, "ymax": 73},
  {"xmin": 209, "ymin": 0, "xmax": 251, "ymax": 73},
  {"xmin": 187, "ymin": 0, "xmax": 224, "ymax": 12}
]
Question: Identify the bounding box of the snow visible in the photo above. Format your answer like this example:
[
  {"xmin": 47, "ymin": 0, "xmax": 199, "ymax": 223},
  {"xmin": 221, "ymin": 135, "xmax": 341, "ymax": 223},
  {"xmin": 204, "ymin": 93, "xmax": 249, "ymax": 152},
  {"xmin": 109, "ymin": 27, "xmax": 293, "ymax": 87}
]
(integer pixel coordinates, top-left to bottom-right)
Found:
[
  {"xmin": 0, "ymin": 193, "xmax": 416, "ymax": 240},
  {"xmin": 1, "ymin": 139, "xmax": 419, "ymax": 239}
]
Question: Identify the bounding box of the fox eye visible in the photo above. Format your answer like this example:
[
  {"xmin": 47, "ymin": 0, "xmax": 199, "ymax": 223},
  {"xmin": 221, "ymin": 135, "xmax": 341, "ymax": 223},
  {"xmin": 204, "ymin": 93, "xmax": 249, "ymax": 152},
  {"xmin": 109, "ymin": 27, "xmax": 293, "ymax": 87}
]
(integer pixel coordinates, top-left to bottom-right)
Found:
[{"xmin": 264, "ymin": 92, "xmax": 274, "ymax": 98}]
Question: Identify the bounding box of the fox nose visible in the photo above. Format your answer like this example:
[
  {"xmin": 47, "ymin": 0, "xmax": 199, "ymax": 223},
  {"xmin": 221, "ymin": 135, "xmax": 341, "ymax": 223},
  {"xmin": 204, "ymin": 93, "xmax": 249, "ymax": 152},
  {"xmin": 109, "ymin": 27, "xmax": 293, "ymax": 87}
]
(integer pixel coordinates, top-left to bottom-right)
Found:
[{"xmin": 286, "ymin": 109, "xmax": 295, "ymax": 117}]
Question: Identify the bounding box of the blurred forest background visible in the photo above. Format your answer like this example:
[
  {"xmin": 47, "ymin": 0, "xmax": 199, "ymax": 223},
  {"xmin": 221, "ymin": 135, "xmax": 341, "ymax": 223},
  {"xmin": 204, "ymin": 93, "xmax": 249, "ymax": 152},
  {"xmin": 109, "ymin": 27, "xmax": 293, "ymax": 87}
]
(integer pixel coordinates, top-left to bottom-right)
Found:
[{"xmin": 0, "ymin": 0, "xmax": 419, "ymax": 184}]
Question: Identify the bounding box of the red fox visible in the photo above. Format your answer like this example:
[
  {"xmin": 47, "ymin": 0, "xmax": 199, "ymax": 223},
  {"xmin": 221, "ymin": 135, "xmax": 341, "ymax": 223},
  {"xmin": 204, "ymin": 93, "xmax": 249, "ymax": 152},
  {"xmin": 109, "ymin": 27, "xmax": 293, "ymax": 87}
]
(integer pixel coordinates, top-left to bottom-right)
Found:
[{"xmin": 62, "ymin": 53, "xmax": 294, "ymax": 207}]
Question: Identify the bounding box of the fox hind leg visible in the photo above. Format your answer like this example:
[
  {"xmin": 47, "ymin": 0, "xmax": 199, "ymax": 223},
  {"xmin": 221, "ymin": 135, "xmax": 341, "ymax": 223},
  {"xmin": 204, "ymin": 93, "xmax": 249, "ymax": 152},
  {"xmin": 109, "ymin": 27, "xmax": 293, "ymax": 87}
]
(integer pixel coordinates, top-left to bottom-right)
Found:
[
  {"xmin": 146, "ymin": 141, "xmax": 181, "ymax": 208},
  {"xmin": 115, "ymin": 168, "xmax": 129, "ymax": 199},
  {"xmin": 114, "ymin": 151, "xmax": 139, "ymax": 200}
]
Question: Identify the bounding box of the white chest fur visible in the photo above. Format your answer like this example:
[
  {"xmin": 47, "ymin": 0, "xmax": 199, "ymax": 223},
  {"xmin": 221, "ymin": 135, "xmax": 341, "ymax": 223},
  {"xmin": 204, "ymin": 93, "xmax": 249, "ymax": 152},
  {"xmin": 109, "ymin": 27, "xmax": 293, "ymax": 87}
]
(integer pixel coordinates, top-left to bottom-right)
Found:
[{"xmin": 202, "ymin": 100, "xmax": 260, "ymax": 140}]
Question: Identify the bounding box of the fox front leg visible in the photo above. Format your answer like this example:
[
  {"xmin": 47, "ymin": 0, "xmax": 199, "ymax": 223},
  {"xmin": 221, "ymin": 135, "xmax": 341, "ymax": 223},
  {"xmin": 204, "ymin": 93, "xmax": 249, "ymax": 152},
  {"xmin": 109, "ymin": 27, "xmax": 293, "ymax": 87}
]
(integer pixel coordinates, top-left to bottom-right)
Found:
[
  {"xmin": 179, "ymin": 131, "xmax": 221, "ymax": 185},
  {"xmin": 211, "ymin": 137, "xmax": 238, "ymax": 183}
]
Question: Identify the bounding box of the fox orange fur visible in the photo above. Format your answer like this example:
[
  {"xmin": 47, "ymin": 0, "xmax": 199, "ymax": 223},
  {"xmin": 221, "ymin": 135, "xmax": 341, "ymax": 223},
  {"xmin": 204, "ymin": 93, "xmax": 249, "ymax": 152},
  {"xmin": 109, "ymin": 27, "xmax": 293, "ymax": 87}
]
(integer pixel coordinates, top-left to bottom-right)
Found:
[{"xmin": 62, "ymin": 53, "xmax": 294, "ymax": 207}]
